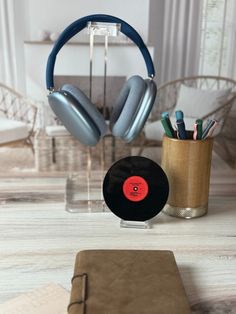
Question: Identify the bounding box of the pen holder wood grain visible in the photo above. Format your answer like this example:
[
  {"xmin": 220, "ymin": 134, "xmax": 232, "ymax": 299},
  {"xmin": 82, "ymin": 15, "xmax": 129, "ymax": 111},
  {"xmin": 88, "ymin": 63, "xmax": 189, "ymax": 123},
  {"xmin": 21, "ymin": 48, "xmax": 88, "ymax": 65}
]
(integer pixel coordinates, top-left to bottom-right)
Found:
[{"xmin": 161, "ymin": 133, "xmax": 213, "ymax": 218}]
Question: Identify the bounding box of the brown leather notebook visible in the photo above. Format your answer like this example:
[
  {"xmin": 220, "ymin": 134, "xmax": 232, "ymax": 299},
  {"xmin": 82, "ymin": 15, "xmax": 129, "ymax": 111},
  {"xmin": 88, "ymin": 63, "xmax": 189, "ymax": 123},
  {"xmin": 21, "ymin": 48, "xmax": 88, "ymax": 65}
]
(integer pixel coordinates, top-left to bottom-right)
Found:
[{"xmin": 68, "ymin": 250, "xmax": 191, "ymax": 314}]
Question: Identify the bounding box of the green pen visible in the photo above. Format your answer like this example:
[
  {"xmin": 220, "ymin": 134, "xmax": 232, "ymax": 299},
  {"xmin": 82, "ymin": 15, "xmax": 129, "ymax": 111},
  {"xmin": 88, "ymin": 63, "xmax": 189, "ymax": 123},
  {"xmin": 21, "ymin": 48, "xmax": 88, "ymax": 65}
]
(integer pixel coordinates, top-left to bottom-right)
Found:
[
  {"xmin": 161, "ymin": 118, "xmax": 174, "ymax": 138},
  {"xmin": 196, "ymin": 119, "xmax": 203, "ymax": 140}
]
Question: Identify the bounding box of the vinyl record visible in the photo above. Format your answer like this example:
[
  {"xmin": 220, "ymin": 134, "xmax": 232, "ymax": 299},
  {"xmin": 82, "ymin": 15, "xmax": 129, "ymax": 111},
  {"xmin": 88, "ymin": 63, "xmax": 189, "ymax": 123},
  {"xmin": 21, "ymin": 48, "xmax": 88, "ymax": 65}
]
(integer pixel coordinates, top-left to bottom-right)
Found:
[{"xmin": 103, "ymin": 156, "xmax": 169, "ymax": 221}]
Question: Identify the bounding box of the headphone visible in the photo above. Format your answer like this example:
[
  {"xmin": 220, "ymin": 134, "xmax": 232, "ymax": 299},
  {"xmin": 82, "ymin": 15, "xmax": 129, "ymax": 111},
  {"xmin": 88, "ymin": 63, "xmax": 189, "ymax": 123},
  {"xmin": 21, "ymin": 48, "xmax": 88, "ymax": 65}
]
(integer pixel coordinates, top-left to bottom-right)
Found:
[{"xmin": 46, "ymin": 14, "xmax": 157, "ymax": 146}]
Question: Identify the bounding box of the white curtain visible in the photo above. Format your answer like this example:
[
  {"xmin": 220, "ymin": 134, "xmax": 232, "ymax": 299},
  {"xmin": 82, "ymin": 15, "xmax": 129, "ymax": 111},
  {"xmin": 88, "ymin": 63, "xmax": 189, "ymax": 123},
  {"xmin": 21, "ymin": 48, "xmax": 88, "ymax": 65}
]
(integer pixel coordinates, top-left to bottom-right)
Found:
[
  {"xmin": 160, "ymin": 0, "xmax": 203, "ymax": 84},
  {"xmin": 0, "ymin": 0, "xmax": 25, "ymax": 92},
  {"xmin": 0, "ymin": 0, "xmax": 17, "ymax": 88}
]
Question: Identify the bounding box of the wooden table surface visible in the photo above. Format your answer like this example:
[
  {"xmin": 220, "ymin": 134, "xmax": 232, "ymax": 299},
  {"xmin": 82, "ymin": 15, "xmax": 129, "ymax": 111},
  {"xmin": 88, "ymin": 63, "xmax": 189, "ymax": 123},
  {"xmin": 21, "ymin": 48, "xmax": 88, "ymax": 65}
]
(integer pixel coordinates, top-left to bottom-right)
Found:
[{"xmin": 0, "ymin": 171, "xmax": 236, "ymax": 312}]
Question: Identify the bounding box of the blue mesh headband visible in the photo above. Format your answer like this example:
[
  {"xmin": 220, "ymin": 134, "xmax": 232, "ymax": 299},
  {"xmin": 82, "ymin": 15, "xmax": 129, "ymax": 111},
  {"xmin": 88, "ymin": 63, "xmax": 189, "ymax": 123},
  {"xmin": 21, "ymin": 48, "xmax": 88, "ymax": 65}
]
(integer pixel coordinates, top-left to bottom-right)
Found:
[{"xmin": 46, "ymin": 14, "xmax": 155, "ymax": 90}]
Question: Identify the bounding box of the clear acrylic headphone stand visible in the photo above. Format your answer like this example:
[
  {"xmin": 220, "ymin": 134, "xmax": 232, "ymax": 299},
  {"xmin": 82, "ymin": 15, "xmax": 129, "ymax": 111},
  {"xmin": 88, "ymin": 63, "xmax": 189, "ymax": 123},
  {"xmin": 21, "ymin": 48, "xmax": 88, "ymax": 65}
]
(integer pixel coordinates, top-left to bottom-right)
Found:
[
  {"xmin": 65, "ymin": 21, "xmax": 151, "ymax": 229},
  {"xmin": 65, "ymin": 21, "xmax": 121, "ymax": 214}
]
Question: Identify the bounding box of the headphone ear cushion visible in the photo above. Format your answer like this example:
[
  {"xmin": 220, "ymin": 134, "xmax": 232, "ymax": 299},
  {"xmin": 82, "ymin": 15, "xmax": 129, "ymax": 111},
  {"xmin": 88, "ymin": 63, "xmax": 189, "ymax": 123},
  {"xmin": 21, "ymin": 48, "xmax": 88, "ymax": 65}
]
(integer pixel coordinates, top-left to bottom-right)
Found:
[
  {"xmin": 110, "ymin": 76, "xmax": 146, "ymax": 137},
  {"xmin": 61, "ymin": 84, "xmax": 107, "ymax": 137}
]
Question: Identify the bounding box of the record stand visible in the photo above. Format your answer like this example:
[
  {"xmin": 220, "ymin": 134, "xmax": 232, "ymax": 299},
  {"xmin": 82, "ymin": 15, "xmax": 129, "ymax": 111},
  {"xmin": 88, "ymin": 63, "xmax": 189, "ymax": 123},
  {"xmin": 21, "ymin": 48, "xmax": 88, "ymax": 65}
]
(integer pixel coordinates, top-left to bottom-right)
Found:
[{"xmin": 120, "ymin": 219, "xmax": 151, "ymax": 229}]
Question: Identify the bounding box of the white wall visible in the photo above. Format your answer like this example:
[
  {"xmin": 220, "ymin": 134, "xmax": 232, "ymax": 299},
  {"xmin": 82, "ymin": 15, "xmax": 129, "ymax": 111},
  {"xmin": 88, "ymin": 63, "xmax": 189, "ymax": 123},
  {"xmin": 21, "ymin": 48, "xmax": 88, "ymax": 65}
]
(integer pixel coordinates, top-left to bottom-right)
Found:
[{"xmin": 25, "ymin": 0, "xmax": 150, "ymax": 43}]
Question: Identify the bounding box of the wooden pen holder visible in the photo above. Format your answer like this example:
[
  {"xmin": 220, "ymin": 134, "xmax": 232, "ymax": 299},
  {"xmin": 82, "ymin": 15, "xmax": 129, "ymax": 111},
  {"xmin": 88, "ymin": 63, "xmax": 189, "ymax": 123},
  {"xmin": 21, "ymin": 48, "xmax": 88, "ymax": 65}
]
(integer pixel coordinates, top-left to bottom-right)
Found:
[{"xmin": 161, "ymin": 132, "xmax": 213, "ymax": 218}]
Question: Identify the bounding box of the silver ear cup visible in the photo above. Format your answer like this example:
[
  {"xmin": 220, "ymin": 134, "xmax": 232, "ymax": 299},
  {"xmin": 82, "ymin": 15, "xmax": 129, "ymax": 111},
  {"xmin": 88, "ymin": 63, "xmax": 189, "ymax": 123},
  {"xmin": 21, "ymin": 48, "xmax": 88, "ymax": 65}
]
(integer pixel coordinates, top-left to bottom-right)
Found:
[
  {"xmin": 123, "ymin": 79, "xmax": 157, "ymax": 142},
  {"xmin": 61, "ymin": 84, "xmax": 108, "ymax": 137},
  {"xmin": 110, "ymin": 76, "xmax": 146, "ymax": 137},
  {"xmin": 48, "ymin": 91, "xmax": 100, "ymax": 146}
]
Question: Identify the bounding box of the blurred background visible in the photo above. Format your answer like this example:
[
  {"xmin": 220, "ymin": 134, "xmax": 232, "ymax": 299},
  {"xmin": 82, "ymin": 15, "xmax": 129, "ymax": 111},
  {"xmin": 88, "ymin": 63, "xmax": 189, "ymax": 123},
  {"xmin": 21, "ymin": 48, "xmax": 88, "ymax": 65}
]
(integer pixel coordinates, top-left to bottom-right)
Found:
[{"xmin": 0, "ymin": 0, "xmax": 235, "ymax": 171}]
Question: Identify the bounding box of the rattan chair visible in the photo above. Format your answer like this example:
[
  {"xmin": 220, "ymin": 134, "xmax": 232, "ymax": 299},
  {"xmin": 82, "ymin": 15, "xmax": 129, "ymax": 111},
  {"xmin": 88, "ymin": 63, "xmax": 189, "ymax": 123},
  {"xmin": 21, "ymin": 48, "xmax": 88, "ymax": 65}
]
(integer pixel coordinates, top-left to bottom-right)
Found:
[
  {"xmin": 139, "ymin": 76, "xmax": 236, "ymax": 162},
  {"xmin": 0, "ymin": 83, "xmax": 38, "ymax": 152}
]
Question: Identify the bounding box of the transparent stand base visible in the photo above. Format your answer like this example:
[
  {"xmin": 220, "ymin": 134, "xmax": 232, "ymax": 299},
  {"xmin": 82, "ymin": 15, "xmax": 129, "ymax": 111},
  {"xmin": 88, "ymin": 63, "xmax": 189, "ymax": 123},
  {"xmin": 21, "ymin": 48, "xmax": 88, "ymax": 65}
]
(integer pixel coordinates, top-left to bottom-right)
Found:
[
  {"xmin": 65, "ymin": 172, "xmax": 110, "ymax": 213},
  {"xmin": 120, "ymin": 219, "xmax": 151, "ymax": 229},
  {"xmin": 65, "ymin": 199, "xmax": 109, "ymax": 213}
]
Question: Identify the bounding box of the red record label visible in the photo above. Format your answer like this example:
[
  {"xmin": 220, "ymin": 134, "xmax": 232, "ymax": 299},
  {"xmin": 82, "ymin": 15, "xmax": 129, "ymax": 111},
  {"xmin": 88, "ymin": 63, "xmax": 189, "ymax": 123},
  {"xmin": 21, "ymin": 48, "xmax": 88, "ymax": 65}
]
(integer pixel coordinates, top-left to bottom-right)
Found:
[{"xmin": 122, "ymin": 176, "xmax": 149, "ymax": 202}]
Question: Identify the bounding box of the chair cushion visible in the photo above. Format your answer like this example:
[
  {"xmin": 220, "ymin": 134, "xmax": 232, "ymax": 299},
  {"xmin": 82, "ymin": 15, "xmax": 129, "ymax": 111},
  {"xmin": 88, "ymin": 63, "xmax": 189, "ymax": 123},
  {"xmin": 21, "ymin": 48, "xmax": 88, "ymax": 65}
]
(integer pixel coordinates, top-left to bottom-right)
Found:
[
  {"xmin": 45, "ymin": 125, "xmax": 70, "ymax": 137},
  {"xmin": 174, "ymin": 84, "xmax": 231, "ymax": 118},
  {"xmin": 0, "ymin": 117, "xmax": 29, "ymax": 144}
]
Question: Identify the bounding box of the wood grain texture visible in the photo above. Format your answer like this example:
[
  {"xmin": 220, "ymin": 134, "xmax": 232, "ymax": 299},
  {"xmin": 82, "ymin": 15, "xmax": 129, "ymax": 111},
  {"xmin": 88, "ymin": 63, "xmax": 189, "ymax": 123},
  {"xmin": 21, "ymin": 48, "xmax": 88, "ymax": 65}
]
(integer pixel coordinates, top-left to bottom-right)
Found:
[{"xmin": 0, "ymin": 170, "xmax": 236, "ymax": 311}]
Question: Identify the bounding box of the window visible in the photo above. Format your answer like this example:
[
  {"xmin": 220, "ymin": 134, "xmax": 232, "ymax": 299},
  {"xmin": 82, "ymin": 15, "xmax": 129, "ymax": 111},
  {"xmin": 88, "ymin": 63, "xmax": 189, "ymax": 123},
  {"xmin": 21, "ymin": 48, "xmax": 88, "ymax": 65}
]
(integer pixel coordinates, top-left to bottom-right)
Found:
[{"xmin": 199, "ymin": 0, "xmax": 236, "ymax": 78}]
